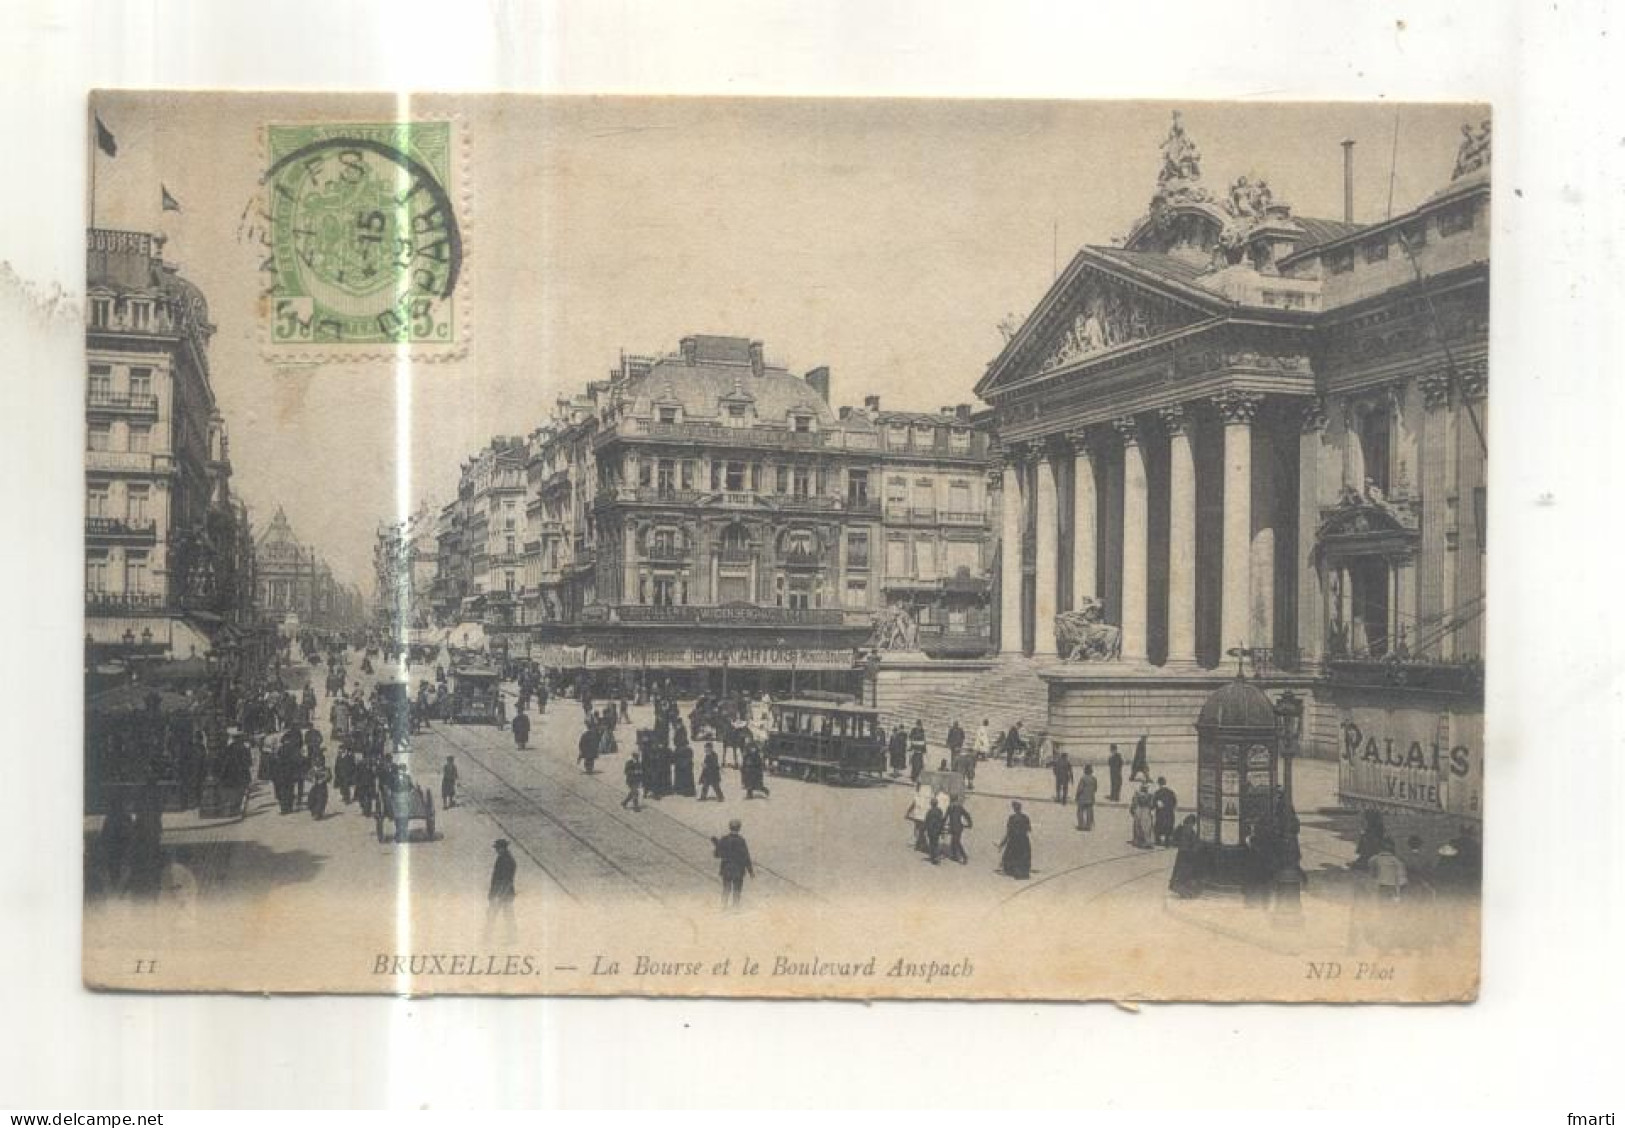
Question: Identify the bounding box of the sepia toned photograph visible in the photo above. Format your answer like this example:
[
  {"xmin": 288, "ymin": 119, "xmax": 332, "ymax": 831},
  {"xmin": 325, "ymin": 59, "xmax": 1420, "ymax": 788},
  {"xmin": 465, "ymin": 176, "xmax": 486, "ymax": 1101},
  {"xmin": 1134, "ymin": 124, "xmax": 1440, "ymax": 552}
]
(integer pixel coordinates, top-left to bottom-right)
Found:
[{"xmin": 80, "ymin": 92, "xmax": 1487, "ymax": 1000}]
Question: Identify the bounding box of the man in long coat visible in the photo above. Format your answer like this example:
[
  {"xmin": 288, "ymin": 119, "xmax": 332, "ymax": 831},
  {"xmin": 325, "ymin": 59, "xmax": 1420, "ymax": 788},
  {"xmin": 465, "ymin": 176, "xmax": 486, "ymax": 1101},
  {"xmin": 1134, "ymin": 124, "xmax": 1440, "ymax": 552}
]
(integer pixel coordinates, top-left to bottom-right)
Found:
[
  {"xmin": 1152, "ymin": 776, "xmax": 1179, "ymax": 846},
  {"xmin": 711, "ymin": 819, "xmax": 755, "ymax": 909},
  {"xmin": 486, "ymin": 839, "xmax": 517, "ymax": 942}
]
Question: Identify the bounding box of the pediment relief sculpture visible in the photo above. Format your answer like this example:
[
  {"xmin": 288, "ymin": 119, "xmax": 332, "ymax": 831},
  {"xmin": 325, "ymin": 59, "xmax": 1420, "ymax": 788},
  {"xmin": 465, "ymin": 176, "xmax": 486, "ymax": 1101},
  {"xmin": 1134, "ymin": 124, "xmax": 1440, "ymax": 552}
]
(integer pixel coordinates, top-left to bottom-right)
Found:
[{"xmin": 1038, "ymin": 283, "xmax": 1182, "ymax": 372}]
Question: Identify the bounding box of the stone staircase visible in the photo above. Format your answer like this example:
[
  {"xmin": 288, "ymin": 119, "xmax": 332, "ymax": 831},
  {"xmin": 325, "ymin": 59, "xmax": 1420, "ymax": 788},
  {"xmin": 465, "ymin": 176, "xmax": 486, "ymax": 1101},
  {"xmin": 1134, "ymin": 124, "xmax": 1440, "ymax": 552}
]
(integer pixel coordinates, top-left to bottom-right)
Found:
[{"xmin": 877, "ymin": 654, "xmax": 1051, "ymax": 749}]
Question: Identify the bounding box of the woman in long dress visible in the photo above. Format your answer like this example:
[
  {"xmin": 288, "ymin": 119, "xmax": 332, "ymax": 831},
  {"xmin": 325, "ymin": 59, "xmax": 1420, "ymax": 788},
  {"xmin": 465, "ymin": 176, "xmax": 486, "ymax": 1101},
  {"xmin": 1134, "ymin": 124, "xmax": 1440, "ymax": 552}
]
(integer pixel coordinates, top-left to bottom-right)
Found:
[
  {"xmin": 997, "ymin": 801, "xmax": 1033, "ymax": 879},
  {"xmin": 1130, "ymin": 782, "xmax": 1156, "ymax": 848}
]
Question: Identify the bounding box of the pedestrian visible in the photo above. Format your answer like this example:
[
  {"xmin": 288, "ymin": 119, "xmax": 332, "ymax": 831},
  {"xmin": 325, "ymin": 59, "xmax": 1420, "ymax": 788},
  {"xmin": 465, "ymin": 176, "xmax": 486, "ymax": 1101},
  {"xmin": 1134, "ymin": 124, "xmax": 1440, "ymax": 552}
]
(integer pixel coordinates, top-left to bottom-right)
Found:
[
  {"xmin": 946, "ymin": 720, "xmax": 964, "ymax": 762},
  {"xmin": 711, "ymin": 819, "xmax": 754, "ymax": 910},
  {"xmin": 1370, "ymin": 837, "xmax": 1407, "ymax": 906},
  {"xmin": 441, "ymin": 755, "xmax": 459, "ymax": 810},
  {"xmin": 622, "ymin": 753, "xmax": 643, "ymax": 811},
  {"xmin": 946, "ymin": 795, "xmax": 973, "ymax": 864},
  {"xmin": 1354, "ymin": 810, "xmax": 1388, "ymax": 871},
  {"xmin": 619, "ymin": 695, "xmax": 631, "ymax": 724},
  {"xmin": 741, "ymin": 745, "xmax": 771, "ymax": 799},
  {"xmin": 698, "ymin": 743, "xmax": 724, "ymax": 801},
  {"xmin": 1107, "ymin": 744, "xmax": 1124, "ymax": 802},
  {"xmin": 887, "ymin": 724, "xmax": 908, "ymax": 778},
  {"xmin": 1051, "ymin": 750, "xmax": 1074, "ymax": 804},
  {"xmin": 355, "ymin": 755, "xmax": 378, "ymax": 817},
  {"xmin": 486, "ymin": 839, "xmax": 517, "ymax": 943},
  {"xmin": 1153, "ymin": 776, "xmax": 1178, "ymax": 846},
  {"xmin": 512, "ymin": 709, "xmax": 531, "ymax": 751},
  {"xmin": 307, "ymin": 760, "xmax": 330, "ymax": 819},
  {"xmin": 1075, "ymin": 764, "xmax": 1098, "ymax": 831},
  {"xmin": 1004, "ymin": 721, "xmax": 1025, "ymax": 768},
  {"xmin": 923, "ymin": 797, "xmax": 946, "ymax": 864},
  {"xmin": 577, "ymin": 724, "xmax": 599, "ymax": 774},
  {"xmin": 908, "ymin": 743, "xmax": 925, "ymax": 785},
  {"xmin": 996, "ymin": 800, "xmax": 1033, "ymax": 880},
  {"xmin": 1130, "ymin": 781, "xmax": 1156, "ymax": 848},
  {"xmin": 974, "ymin": 718, "xmax": 992, "ymax": 761},
  {"xmin": 1131, "ymin": 733, "xmax": 1150, "ymax": 783},
  {"xmin": 1168, "ymin": 814, "xmax": 1204, "ymax": 898}
]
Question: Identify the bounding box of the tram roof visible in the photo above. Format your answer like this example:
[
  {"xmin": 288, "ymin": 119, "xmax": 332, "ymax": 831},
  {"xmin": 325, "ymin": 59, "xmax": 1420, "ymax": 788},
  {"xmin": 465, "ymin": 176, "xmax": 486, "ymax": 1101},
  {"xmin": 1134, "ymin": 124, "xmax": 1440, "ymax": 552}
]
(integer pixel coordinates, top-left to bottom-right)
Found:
[{"xmin": 773, "ymin": 698, "xmax": 877, "ymax": 716}]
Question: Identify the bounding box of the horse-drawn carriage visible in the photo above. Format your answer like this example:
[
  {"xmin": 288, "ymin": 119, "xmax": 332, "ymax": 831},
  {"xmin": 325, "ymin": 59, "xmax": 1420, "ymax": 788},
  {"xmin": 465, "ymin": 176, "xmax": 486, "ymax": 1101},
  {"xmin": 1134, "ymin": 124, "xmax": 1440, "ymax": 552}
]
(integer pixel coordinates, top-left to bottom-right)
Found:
[{"xmin": 763, "ymin": 698, "xmax": 886, "ymax": 785}]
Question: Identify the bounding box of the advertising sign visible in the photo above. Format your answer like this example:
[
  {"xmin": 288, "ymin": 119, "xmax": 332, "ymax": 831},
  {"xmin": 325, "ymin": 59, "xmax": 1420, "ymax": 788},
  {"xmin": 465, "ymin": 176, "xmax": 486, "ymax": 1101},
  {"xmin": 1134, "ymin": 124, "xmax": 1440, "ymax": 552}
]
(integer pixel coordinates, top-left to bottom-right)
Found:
[{"xmin": 1335, "ymin": 702, "xmax": 1483, "ymax": 821}]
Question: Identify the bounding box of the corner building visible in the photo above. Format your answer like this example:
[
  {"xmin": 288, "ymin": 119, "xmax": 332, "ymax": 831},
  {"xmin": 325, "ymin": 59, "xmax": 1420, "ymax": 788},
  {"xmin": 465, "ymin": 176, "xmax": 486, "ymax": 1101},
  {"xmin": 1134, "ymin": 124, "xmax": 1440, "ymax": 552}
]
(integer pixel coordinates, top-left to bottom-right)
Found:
[
  {"xmin": 979, "ymin": 114, "xmax": 1486, "ymax": 821},
  {"xmin": 535, "ymin": 335, "xmax": 883, "ymax": 696}
]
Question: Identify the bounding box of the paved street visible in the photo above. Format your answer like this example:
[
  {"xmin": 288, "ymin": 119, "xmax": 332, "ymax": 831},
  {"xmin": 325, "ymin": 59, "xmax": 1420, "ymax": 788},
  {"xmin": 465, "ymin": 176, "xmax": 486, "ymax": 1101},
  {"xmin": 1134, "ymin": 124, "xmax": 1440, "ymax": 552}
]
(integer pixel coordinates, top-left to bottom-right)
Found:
[{"xmin": 87, "ymin": 652, "xmax": 1427, "ymax": 957}]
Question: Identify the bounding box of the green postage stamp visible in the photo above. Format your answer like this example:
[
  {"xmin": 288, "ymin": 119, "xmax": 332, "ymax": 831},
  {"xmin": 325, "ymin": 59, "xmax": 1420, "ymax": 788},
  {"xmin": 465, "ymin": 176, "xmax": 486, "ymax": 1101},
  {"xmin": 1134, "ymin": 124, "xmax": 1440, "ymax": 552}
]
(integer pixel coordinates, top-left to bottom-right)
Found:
[{"xmin": 262, "ymin": 120, "xmax": 466, "ymax": 360}]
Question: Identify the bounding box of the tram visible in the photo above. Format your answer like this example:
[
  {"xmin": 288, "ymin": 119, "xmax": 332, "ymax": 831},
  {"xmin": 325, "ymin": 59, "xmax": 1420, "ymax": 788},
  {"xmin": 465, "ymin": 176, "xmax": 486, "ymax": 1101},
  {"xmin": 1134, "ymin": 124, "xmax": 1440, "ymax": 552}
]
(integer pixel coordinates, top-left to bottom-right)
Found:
[{"xmin": 763, "ymin": 698, "xmax": 886, "ymax": 785}]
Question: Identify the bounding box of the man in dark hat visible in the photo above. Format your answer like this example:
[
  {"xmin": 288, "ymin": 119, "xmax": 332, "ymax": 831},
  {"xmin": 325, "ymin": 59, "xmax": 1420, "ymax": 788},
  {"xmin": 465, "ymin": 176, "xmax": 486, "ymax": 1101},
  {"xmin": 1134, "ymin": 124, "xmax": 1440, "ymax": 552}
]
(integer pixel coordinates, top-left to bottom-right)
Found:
[
  {"xmin": 577, "ymin": 722, "xmax": 600, "ymax": 774},
  {"xmin": 1107, "ymin": 744, "xmax": 1125, "ymax": 802},
  {"xmin": 512, "ymin": 708, "xmax": 531, "ymax": 751},
  {"xmin": 441, "ymin": 755, "xmax": 460, "ymax": 810},
  {"xmin": 711, "ymin": 819, "xmax": 754, "ymax": 909},
  {"xmin": 487, "ymin": 839, "xmax": 517, "ymax": 942}
]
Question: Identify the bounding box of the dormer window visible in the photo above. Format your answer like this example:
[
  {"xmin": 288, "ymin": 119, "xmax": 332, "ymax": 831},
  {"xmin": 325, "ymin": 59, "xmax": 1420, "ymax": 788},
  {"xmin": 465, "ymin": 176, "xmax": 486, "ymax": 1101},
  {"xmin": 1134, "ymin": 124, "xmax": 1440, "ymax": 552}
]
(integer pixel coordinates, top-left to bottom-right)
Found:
[
  {"xmin": 792, "ymin": 414, "xmax": 813, "ymax": 433},
  {"xmin": 658, "ymin": 406, "xmax": 678, "ymax": 424}
]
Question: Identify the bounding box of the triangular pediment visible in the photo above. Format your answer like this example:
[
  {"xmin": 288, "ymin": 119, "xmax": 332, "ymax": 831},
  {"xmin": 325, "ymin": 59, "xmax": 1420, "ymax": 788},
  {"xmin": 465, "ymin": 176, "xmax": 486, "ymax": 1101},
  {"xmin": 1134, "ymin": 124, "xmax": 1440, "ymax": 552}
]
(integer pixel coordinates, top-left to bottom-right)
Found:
[{"xmin": 978, "ymin": 250, "xmax": 1223, "ymax": 397}]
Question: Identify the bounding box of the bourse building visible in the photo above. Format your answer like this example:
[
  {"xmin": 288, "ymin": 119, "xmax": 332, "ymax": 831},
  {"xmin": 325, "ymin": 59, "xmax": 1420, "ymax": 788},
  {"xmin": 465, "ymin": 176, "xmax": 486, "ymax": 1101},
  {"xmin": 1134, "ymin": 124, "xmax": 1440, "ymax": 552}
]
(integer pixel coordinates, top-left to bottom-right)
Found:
[{"xmin": 979, "ymin": 113, "xmax": 1487, "ymax": 823}]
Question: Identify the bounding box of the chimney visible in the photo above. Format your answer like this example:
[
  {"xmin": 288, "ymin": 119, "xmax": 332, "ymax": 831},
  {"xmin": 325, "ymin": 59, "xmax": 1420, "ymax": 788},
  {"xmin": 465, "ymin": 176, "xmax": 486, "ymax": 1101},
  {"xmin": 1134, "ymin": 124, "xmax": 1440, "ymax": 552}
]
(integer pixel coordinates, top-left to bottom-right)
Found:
[
  {"xmin": 1341, "ymin": 139, "xmax": 1355, "ymax": 225},
  {"xmin": 939, "ymin": 406, "xmax": 954, "ymax": 419},
  {"xmin": 863, "ymin": 394, "xmax": 881, "ymax": 419},
  {"xmin": 838, "ymin": 406, "xmax": 852, "ymax": 421},
  {"xmin": 749, "ymin": 340, "xmax": 765, "ymax": 377},
  {"xmin": 955, "ymin": 403, "xmax": 973, "ymax": 422},
  {"xmin": 804, "ymin": 365, "xmax": 831, "ymax": 402},
  {"xmin": 680, "ymin": 336, "xmax": 698, "ymax": 366}
]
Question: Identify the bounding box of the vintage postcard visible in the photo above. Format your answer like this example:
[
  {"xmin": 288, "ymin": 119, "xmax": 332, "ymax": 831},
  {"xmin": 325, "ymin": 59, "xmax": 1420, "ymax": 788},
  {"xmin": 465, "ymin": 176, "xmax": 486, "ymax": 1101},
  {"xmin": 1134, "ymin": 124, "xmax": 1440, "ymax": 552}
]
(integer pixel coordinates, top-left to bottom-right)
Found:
[{"xmin": 82, "ymin": 92, "xmax": 1486, "ymax": 999}]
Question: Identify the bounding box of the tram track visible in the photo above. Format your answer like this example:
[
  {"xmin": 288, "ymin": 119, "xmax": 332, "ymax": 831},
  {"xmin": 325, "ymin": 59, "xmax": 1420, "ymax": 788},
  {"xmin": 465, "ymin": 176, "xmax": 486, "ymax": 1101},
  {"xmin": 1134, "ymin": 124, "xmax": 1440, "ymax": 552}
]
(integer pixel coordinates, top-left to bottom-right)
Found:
[
  {"xmin": 426, "ymin": 721, "xmax": 823, "ymax": 906},
  {"xmin": 428, "ymin": 724, "xmax": 676, "ymax": 906}
]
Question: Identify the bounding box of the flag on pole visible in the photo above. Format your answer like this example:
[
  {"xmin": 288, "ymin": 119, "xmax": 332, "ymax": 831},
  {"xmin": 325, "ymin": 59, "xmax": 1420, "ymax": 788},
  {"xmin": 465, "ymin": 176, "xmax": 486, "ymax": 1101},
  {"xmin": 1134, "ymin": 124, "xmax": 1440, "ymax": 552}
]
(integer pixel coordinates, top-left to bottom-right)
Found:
[
  {"xmin": 95, "ymin": 115, "xmax": 118, "ymax": 157},
  {"xmin": 161, "ymin": 185, "xmax": 181, "ymax": 212}
]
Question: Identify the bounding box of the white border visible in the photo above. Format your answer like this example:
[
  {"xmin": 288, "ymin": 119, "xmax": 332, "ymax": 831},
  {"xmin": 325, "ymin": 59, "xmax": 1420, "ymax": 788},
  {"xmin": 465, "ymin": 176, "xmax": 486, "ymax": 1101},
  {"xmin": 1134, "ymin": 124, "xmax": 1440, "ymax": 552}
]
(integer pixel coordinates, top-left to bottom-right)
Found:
[{"xmin": 2, "ymin": 0, "xmax": 1621, "ymax": 1111}]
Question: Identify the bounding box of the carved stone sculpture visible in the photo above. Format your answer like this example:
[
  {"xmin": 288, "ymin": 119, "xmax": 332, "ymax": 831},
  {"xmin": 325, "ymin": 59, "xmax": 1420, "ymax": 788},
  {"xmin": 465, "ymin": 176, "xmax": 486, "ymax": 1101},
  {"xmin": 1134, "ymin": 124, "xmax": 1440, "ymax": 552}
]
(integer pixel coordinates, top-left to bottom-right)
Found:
[
  {"xmin": 1055, "ymin": 598, "xmax": 1123, "ymax": 663},
  {"xmin": 868, "ymin": 604, "xmax": 920, "ymax": 652}
]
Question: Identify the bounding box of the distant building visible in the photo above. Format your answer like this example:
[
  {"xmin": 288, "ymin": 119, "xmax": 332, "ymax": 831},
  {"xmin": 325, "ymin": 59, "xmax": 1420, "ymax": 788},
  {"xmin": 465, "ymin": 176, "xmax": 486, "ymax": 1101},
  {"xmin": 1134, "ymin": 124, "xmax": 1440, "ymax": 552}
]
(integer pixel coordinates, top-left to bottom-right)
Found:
[
  {"xmin": 373, "ymin": 502, "xmax": 438, "ymax": 634},
  {"xmin": 255, "ymin": 506, "xmax": 362, "ymax": 634},
  {"xmin": 84, "ymin": 228, "xmax": 253, "ymax": 662}
]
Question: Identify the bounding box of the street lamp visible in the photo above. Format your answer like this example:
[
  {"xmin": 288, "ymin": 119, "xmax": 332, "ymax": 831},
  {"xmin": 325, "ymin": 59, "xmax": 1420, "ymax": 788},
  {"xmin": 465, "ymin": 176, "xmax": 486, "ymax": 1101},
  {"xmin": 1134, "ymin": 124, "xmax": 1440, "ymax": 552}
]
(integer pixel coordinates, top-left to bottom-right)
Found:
[
  {"xmin": 1273, "ymin": 689, "xmax": 1304, "ymax": 818},
  {"xmin": 1271, "ymin": 688, "xmax": 1306, "ymax": 928}
]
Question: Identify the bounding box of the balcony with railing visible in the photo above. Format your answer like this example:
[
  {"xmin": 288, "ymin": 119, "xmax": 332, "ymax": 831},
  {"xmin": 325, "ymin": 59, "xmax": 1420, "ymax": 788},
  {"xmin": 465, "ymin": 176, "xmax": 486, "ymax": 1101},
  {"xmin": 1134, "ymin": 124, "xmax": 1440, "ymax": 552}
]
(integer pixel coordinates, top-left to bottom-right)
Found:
[
  {"xmin": 644, "ymin": 542, "xmax": 690, "ymax": 564},
  {"xmin": 85, "ymin": 516, "xmax": 158, "ymax": 542},
  {"xmin": 598, "ymin": 417, "xmax": 888, "ymax": 453},
  {"xmin": 85, "ymin": 450, "xmax": 156, "ymax": 473},
  {"xmin": 86, "ymin": 389, "xmax": 160, "ymax": 417},
  {"xmin": 940, "ymin": 509, "xmax": 987, "ymax": 527},
  {"xmin": 86, "ymin": 589, "xmax": 168, "ymax": 615}
]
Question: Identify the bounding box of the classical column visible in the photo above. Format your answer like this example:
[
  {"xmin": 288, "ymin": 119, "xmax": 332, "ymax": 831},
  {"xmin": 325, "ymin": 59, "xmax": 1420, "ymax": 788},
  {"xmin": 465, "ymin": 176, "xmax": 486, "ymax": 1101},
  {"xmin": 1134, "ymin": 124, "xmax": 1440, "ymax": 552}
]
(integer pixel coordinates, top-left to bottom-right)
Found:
[
  {"xmin": 998, "ymin": 449, "xmax": 1024, "ymax": 655},
  {"xmin": 622, "ymin": 521, "xmax": 638, "ymax": 605},
  {"xmin": 1215, "ymin": 390, "xmax": 1262, "ymax": 654},
  {"xmin": 1032, "ymin": 445, "xmax": 1060, "ymax": 656},
  {"xmin": 1297, "ymin": 398, "xmax": 1329, "ymax": 665},
  {"xmin": 1114, "ymin": 417, "xmax": 1149, "ymax": 664},
  {"xmin": 1159, "ymin": 405, "xmax": 1197, "ymax": 667},
  {"xmin": 1068, "ymin": 431, "xmax": 1098, "ymax": 610}
]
